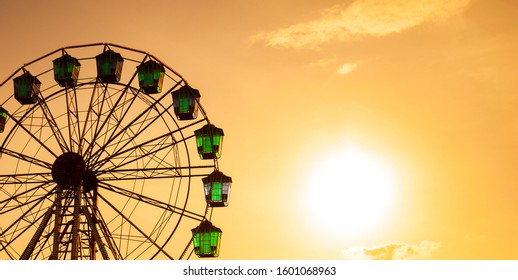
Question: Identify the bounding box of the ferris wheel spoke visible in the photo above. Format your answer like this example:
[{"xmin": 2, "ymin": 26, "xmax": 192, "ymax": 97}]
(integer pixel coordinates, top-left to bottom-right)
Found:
[
  {"xmin": 0, "ymin": 235, "xmax": 17, "ymax": 259},
  {"xmin": 82, "ymin": 138, "xmax": 124, "ymax": 172},
  {"xmin": 81, "ymin": 83, "xmax": 110, "ymax": 160},
  {"xmin": 36, "ymin": 96, "xmax": 70, "ymax": 153},
  {"xmin": 81, "ymin": 206, "xmax": 110, "ymax": 260},
  {"xmin": 6, "ymin": 114, "xmax": 59, "ymax": 158},
  {"xmin": 0, "ymin": 184, "xmax": 55, "ymax": 215},
  {"xmin": 90, "ymin": 106, "xmax": 173, "ymax": 170},
  {"xmin": 102, "ymin": 91, "xmax": 178, "ymax": 156},
  {"xmin": 82, "ymin": 52, "xmax": 143, "ymax": 161},
  {"xmin": 0, "ymin": 197, "xmax": 53, "ymax": 254},
  {"xmin": 96, "ymin": 139, "xmax": 179, "ymax": 174},
  {"xmin": 87, "ymin": 84, "xmax": 179, "ymax": 168},
  {"xmin": 90, "ymin": 131, "xmax": 175, "ymax": 171},
  {"xmin": 98, "ymin": 181, "xmax": 205, "ymax": 221},
  {"xmin": 98, "ymin": 168, "xmax": 180, "ymax": 181},
  {"xmin": 82, "ymin": 193, "xmax": 123, "ymax": 260},
  {"xmin": 0, "ymin": 172, "xmax": 52, "ymax": 185},
  {"xmin": 0, "ymin": 148, "xmax": 53, "ymax": 169},
  {"xmin": 0, "ymin": 183, "xmax": 46, "ymax": 210},
  {"xmin": 86, "ymin": 87, "xmax": 140, "ymax": 165},
  {"xmin": 96, "ymin": 191, "xmax": 175, "ymax": 260},
  {"xmin": 94, "ymin": 209, "xmax": 124, "ymax": 260},
  {"xmin": 97, "ymin": 165, "xmax": 214, "ymax": 182},
  {"xmin": 7, "ymin": 209, "xmax": 48, "ymax": 259},
  {"xmin": 65, "ymin": 87, "xmax": 82, "ymax": 153},
  {"xmin": 77, "ymin": 82, "xmax": 102, "ymax": 157},
  {"xmin": 31, "ymin": 227, "xmax": 53, "ymax": 260},
  {"xmin": 81, "ymin": 83, "xmax": 134, "ymax": 161},
  {"xmin": 92, "ymin": 118, "xmax": 205, "ymax": 171}
]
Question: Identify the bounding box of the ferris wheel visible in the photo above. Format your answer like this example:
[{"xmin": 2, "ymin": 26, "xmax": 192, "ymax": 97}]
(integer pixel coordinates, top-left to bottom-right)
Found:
[{"xmin": 0, "ymin": 43, "xmax": 232, "ymax": 260}]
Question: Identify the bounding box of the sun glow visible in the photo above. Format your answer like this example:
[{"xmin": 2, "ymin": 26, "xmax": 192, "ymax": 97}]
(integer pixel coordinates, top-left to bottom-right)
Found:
[{"xmin": 304, "ymin": 145, "xmax": 397, "ymax": 238}]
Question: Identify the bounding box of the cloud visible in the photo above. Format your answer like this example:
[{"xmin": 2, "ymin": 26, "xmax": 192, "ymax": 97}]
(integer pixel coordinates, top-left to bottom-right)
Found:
[
  {"xmin": 252, "ymin": 0, "xmax": 470, "ymax": 48},
  {"xmin": 342, "ymin": 241, "xmax": 441, "ymax": 260},
  {"xmin": 309, "ymin": 58, "xmax": 337, "ymax": 68},
  {"xmin": 337, "ymin": 63, "xmax": 358, "ymax": 75},
  {"xmin": 309, "ymin": 59, "xmax": 358, "ymax": 75}
]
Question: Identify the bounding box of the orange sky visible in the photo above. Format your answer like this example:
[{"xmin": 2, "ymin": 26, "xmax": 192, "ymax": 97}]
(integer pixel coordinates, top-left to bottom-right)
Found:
[{"xmin": 1, "ymin": 0, "xmax": 518, "ymax": 259}]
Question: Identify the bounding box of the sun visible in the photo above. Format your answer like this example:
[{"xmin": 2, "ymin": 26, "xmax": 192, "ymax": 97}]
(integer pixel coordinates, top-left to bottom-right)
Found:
[{"xmin": 303, "ymin": 144, "xmax": 397, "ymax": 238}]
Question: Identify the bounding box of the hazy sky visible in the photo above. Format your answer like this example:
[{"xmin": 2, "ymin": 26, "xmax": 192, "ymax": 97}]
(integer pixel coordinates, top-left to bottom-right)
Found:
[{"xmin": 1, "ymin": 0, "xmax": 518, "ymax": 259}]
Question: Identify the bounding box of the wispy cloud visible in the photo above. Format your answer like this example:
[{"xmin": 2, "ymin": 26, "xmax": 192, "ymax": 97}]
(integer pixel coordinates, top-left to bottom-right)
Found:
[
  {"xmin": 309, "ymin": 58, "xmax": 337, "ymax": 69},
  {"xmin": 252, "ymin": 0, "xmax": 470, "ymax": 49},
  {"xmin": 342, "ymin": 241, "xmax": 441, "ymax": 260},
  {"xmin": 337, "ymin": 63, "xmax": 358, "ymax": 75},
  {"xmin": 309, "ymin": 59, "xmax": 358, "ymax": 75}
]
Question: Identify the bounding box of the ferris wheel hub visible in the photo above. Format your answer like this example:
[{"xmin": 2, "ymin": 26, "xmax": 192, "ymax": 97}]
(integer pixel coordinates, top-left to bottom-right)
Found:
[{"xmin": 51, "ymin": 152, "xmax": 86, "ymax": 189}]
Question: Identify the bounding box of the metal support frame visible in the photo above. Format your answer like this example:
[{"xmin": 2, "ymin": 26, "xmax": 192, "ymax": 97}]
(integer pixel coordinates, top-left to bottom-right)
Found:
[{"xmin": 21, "ymin": 207, "xmax": 54, "ymax": 259}]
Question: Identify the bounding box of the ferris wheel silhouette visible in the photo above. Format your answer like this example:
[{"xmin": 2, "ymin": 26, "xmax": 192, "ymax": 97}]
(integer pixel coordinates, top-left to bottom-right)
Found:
[{"xmin": 0, "ymin": 43, "xmax": 232, "ymax": 260}]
